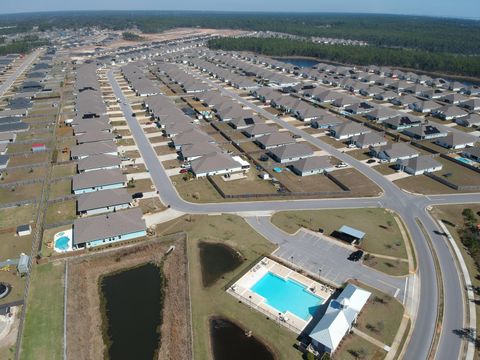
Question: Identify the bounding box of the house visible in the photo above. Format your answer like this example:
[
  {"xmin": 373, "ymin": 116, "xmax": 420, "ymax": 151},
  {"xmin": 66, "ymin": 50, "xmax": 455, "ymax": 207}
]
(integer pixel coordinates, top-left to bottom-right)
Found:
[
  {"xmin": 364, "ymin": 107, "xmax": 399, "ymax": 123},
  {"xmin": 461, "ymin": 99, "xmax": 480, "ymax": 111},
  {"xmin": 311, "ymin": 114, "xmax": 344, "ymax": 129},
  {"xmin": 432, "ymin": 105, "xmax": 468, "ymax": 121},
  {"xmin": 16, "ymin": 224, "xmax": 32, "ymax": 237},
  {"xmin": 294, "ymin": 105, "xmax": 326, "ymax": 122},
  {"xmin": 76, "ymin": 154, "xmax": 122, "ymax": 173},
  {"xmin": 331, "ymin": 94, "xmax": 360, "ymax": 109},
  {"xmin": 76, "ymin": 188, "xmax": 132, "ymax": 216},
  {"xmin": 309, "ymin": 284, "xmax": 371, "ymax": 355},
  {"xmin": 403, "ymin": 124, "xmax": 448, "ymax": 140},
  {"xmin": 435, "ymin": 132, "xmax": 476, "ymax": 150},
  {"xmin": 31, "ymin": 143, "xmax": 46, "ymax": 153},
  {"xmin": 255, "ymin": 132, "xmax": 296, "ymax": 149},
  {"xmin": 289, "ymin": 156, "xmax": 335, "ymax": 176},
  {"xmin": 72, "ymin": 169, "xmax": 127, "ymax": 194},
  {"xmin": 384, "ymin": 115, "xmax": 423, "ymax": 130},
  {"xmin": 72, "ymin": 208, "xmax": 146, "ymax": 249},
  {"xmin": 70, "ymin": 141, "xmax": 118, "ymax": 160},
  {"xmin": 389, "ymin": 94, "xmax": 418, "ymax": 107},
  {"xmin": 0, "ymin": 155, "xmax": 9, "ymax": 170},
  {"xmin": 330, "ymin": 122, "xmax": 370, "ymax": 141},
  {"xmin": 371, "ymin": 143, "xmax": 419, "ymax": 162},
  {"xmin": 410, "ymin": 100, "xmax": 442, "ymax": 113},
  {"xmin": 180, "ymin": 142, "xmax": 221, "ymax": 162},
  {"xmin": 190, "ymin": 152, "xmax": 244, "ymax": 177},
  {"xmin": 172, "ymin": 128, "xmax": 214, "ymax": 150},
  {"xmin": 243, "ymin": 124, "xmax": 278, "ymax": 138},
  {"xmin": 441, "ymin": 93, "xmax": 468, "ymax": 105},
  {"xmin": 344, "ymin": 102, "xmax": 375, "ymax": 115},
  {"xmin": 229, "ymin": 116, "xmax": 265, "ymax": 130},
  {"xmin": 351, "ymin": 132, "xmax": 387, "ymax": 149},
  {"xmin": 456, "ymin": 114, "xmax": 480, "ymax": 128},
  {"xmin": 461, "ymin": 147, "xmax": 480, "ymax": 162},
  {"xmin": 374, "ymin": 91, "xmax": 397, "ymax": 101},
  {"xmin": 397, "ymin": 155, "xmax": 443, "ymax": 175},
  {"xmin": 269, "ymin": 143, "xmax": 314, "ymax": 163},
  {"xmin": 0, "ymin": 132, "xmax": 16, "ymax": 144},
  {"xmin": 76, "ymin": 131, "xmax": 115, "ymax": 145}
]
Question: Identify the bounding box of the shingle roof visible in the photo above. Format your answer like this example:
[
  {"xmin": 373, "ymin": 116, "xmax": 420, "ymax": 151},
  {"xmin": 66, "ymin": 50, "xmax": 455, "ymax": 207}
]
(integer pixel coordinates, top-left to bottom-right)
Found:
[{"xmin": 77, "ymin": 188, "xmax": 131, "ymax": 212}]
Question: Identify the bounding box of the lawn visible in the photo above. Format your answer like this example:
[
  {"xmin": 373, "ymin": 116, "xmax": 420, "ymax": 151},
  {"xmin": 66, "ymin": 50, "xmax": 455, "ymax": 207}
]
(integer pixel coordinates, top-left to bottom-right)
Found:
[
  {"xmin": 156, "ymin": 215, "xmax": 301, "ymax": 360},
  {"xmin": 0, "ymin": 183, "xmax": 43, "ymax": 204},
  {"xmin": 20, "ymin": 262, "xmax": 65, "ymax": 360},
  {"xmin": 210, "ymin": 168, "xmax": 279, "ymax": 196},
  {"xmin": 52, "ymin": 163, "xmax": 76, "ymax": 178},
  {"xmin": 44, "ymin": 200, "xmax": 77, "ymax": 225},
  {"xmin": 394, "ymin": 174, "xmax": 457, "ymax": 195},
  {"xmin": 333, "ymin": 333, "xmax": 386, "ymax": 360},
  {"xmin": 0, "ymin": 204, "xmax": 36, "ymax": 229},
  {"xmin": 172, "ymin": 175, "xmax": 224, "ymax": 203},
  {"xmin": 8, "ymin": 153, "xmax": 49, "ymax": 167},
  {"xmin": 0, "ymin": 166, "xmax": 47, "ymax": 184},
  {"xmin": 0, "ymin": 268, "xmax": 26, "ymax": 306},
  {"xmin": 352, "ymin": 280, "xmax": 405, "ymax": 346},
  {"xmin": 271, "ymin": 209, "xmax": 408, "ymax": 259},
  {"xmin": 41, "ymin": 225, "xmax": 72, "ymax": 258},
  {"xmin": 48, "ymin": 179, "xmax": 72, "ymax": 200},
  {"xmin": 138, "ymin": 197, "xmax": 166, "ymax": 214},
  {"xmin": 0, "ymin": 232, "xmax": 33, "ymax": 262}
]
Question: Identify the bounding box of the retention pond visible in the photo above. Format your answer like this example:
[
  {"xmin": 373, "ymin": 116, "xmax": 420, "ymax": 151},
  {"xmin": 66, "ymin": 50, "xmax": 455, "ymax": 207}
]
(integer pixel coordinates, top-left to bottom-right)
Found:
[
  {"xmin": 100, "ymin": 263, "xmax": 164, "ymax": 360},
  {"xmin": 199, "ymin": 242, "xmax": 243, "ymax": 287}
]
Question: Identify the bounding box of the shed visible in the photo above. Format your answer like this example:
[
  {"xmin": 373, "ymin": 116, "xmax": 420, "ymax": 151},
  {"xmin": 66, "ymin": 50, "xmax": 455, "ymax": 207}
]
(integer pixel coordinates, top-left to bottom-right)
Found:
[
  {"xmin": 17, "ymin": 253, "xmax": 29, "ymax": 275},
  {"xmin": 337, "ymin": 225, "xmax": 366, "ymax": 244},
  {"xmin": 31, "ymin": 143, "xmax": 46, "ymax": 152},
  {"xmin": 16, "ymin": 224, "xmax": 32, "ymax": 237}
]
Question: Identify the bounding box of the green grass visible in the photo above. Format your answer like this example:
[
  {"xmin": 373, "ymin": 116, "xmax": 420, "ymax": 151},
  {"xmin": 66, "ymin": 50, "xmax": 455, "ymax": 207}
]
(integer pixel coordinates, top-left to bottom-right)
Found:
[
  {"xmin": 271, "ymin": 209, "xmax": 408, "ymax": 259},
  {"xmin": 333, "ymin": 333, "xmax": 386, "ymax": 360},
  {"xmin": 0, "ymin": 268, "xmax": 26, "ymax": 306},
  {"xmin": 353, "ymin": 280, "xmax": 405, "ymax": 346},
  {"xmin": 44, "ymin": 200, "xmax": 77, "ymax": 225},
  {"xmin": 48, "ymin": 179, "xmax": 72, "ymax": 200},
  {"xmin": 157, "ymin": 214, "xmax": 301, "ymax": 360},
  {"xmin": 363, "ymin": 255, "xmax": 410, "ymax": 276},
  {"xmin": 52, "ymin": 163, "xmax": 76, "ymax": 178},
  {"xmin": 20, "ymin": 262, "xmax": 65, "ymax": 360},
  {"xmin": 0, "ymin": 232, "xmax": 33, "ymax": 262},
  {"xmin": 0, "ymin": 204, "xmax": 36, "ymax": 229}
]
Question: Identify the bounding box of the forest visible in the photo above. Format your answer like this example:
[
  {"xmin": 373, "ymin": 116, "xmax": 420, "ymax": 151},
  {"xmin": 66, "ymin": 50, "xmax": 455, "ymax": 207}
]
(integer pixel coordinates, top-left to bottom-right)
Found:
[
  {"xmin": 0, "ymin": 11, "xmax": 479, "ymax": 55},
  {"xmin": 208, "ymin": 37, "xmax": 480, "ymax": 78},
  {"xmin": 0, "ymin": 35, "xmax": 49, "ymax": 56}
]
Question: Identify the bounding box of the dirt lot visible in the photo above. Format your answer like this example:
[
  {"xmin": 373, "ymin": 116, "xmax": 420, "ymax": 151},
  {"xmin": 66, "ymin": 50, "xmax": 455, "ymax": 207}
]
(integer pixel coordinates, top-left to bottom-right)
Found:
[{"xmin": 66, "ymin": 235, "xmax": 191, "ymax": 360}]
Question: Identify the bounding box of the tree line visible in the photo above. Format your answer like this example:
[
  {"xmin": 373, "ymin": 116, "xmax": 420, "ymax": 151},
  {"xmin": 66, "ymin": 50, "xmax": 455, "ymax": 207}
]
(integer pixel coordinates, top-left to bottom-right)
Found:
[
  {"xmin": 208, "ymin": 37, "xmax": 480, "ymax": 78},
  {"xmin": 0, "ymin": 35, "xmax": 49, "ymax": 56}
]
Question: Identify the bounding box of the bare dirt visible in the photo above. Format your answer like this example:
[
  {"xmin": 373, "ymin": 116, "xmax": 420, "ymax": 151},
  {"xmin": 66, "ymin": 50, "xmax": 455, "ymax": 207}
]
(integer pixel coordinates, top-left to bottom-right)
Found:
[{"xmin": 66, "ymin": 234, "xmax": 191, "ymax": 360}]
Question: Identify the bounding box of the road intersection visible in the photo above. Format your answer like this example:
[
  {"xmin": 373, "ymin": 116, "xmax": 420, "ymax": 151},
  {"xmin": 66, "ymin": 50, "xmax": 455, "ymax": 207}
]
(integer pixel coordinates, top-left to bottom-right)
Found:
[{"xmin": 108, "ymin": 68, "xmax": 478, "ymax": 360}]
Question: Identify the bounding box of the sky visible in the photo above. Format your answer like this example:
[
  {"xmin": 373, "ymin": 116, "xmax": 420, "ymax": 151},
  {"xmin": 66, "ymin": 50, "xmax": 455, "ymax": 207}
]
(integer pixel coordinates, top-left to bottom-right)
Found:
[{"xmin": 0, "ymin": 0, "xmax": 478, "ymax": 19}]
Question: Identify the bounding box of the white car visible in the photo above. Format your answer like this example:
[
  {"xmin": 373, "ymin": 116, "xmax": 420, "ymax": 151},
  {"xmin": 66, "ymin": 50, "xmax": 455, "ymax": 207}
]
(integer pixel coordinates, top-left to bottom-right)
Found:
[{"xmin": 336, "ymin": 162, "xmax": 348, "ymax": 168}]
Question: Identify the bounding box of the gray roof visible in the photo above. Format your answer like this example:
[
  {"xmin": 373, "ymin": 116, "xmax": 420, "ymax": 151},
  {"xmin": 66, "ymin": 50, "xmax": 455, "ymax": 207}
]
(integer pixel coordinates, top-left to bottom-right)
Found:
[
  {"xmin": 352, "ymin": 132, "xmax": 387, "ymax": 147},
  {"xmin": 462, "ymin": 147, "xmax": 480, "ymax": 158},
  {"xmin": 332, "ymin": 121, "xmax": 370, "ymax": 138},
  {"xmin": 71, "ymin": 141, "xmax": 118, "ymax": 158},
  {"xmin": 173, "ymin": 128, "xmax": 214, "ymax": 147},
  {"xmin": 72, "ymin": 169, "xmax": 126, "ymax": 190},
  {"xmin": 76, "ymin": 131, "xmax": 115, "ymax": 144},
  {"xmin": 436, "ymin": 132, "xmax": 476, "ymax": 147},
  {"xmin": 190, "ymin": 152, "xmax": 241, "ymax": 175},
  {"xmin": 269, "ymin": 143, "xmax": 314, "ymax": 161},
  {"xmin": 290, "ymin": 156, "xmax": 333, "ymax": 172},
  {"xmin": 256, "ymin": 132, "xmax": 296, "ymax": 148},
  {"xmin": 243, "ymin": 124, "xmax": 277, "ymax": 137},
  {"xmin": 400, "ymin": 155, "xmax": 442, "ymax": 172},
  {"xmin": 374, "ymin": 143, "xmax": 419, "ymax": 159},
  {"xmin": 73, "ymin": 208, "xmax": 145, "ymax": 245},
  {"xmin": 77, "ymin": 188, "xmax": 131, "ymax": 212},
  {"xmin": 76, "ymin": 154, "xmax": 122, "ymax": 172},
  {"xmin": 181, "ymin": 142, "xmax": 221, "ymax": 159},
  {"xmin": 72, "ymin": 120, "xmax": 112, "ymax": 134}
]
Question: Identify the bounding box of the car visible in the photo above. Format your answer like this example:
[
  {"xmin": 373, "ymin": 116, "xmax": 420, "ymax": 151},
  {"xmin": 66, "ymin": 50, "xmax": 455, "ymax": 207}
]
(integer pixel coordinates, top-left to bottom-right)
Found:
[
  {"xmin": 348, "ymin": 250, "xmax": 364, "ymax": 262},
  {"xmin": 132, "ymin": 192, "xmax": 143, "ymax": 199},
  {"xmin": 131, "ymin": 113, "xmax": 136, "ymax": 117},
  {"xmin": 366, "ymin": 159, "xmax": 376, "ymax": 164},
  {"xmin": 292, "ymin": 134, "xmax": 301, "ymax": 139},
  {"xmin": 336, "ymin": 162, "xmax": 348, "ymax": 168},
  {"xmin": 179, "ymin": 168, "xmax": 188, "ymax": 174}
]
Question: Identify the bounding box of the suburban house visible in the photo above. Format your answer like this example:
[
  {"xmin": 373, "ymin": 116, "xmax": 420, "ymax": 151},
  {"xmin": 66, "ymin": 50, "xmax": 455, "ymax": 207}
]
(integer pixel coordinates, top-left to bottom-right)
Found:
[
  {"xmin": 229, "ymin": 116, "xmax": 265, "ymax": 130},
  {"xmin": 432, "ymin": 105, "xmax": 468, "ymax": 121},
  {"xmin": 241, "ymin": 123, "xmax": 277, "ymax": 138},
  {"xmin": 190, "ymin": 152, "xmax": 247, "ymax": 177},
  {"xmin": 371, "ymin": 143, "xmax": 419, "ymax": 162},
  {"xmin": 0, "ymin": 132, "xmax": 16, "ymax": 144},
  {"xmin": 403, "ymin": 124, "xmax": 448, "ymax": 140},
  {"xmin": 309, "ymin": 284, "xmax": 371, "ymax": 355},
  {"xmin": 72, "ymin": 208, "xmax": 146, "ymax": 249},
  {"xmin": 72, "ymin": 169, "xmax": 127, "ymax": 194},
  {"xmin": 330, "ymin": 122, "xmax": 370, "ymax": 140},
  {"xmin": 409, "ymin": 100, "xmax": 442, "ymax": 113},
  {"xmin": 255, "ymin": 132, "xmax": 296, "ymax": 149},
  {"xmin": 269, "ymin": 143, "xmax": 314, "ymax": 163},
  {"xmin": 289, "ymin": 156, "xmax": 335, "ymax": 176},
  {"xmin": 76, "ymin": 188, "xmax": 132, "ymax": 216},
  {"xmin": 389, "ymin": 94, "xmax": 419, "ymax": 107},
  {"xmin": 461, "ymin": 98, "xmax": 480, "ymax": 111},
  {"xmin": 0, "ymin": 155, "xmax": 10, "ymax": 170},
  {"xmin": 311, "ymin": 114, "xmax": 344, "ymax": 129},
  {"xmin": 76, "ymin": 154, "xmax": 122, "ymax": 173},
  {"xmin": 397, "ymin": 155, "xmax": 443, "ymax": 176},
  {"xmin": 172, "ymin": 128, "xmax": 215, "ymax": 150},
  {"xmin": 180, "ymin": 142, "xmax": 221, "ymax": 161},
  {"xmin": 455, "ymin": 114, "xmax": 480, "ymax": 128},
  {"xmin": 364, "ymin": 107, "xmax": 399, "ymax": 123},
  {"xmin": 351, "ymin": 132, "xmax": 388, "ymax": 149},
  {"xmin": 461, "ymin": 147, "xmax": 480, "ymax": 162},
  {"xmin": 384, "ymin": 115, "xmax": 423, "ymax": 130},
  {"xmin": 294, "ymin": 105, "xmax": 326, "ymax": 122},
  {"xmin": 75, "ymin": 131, "xmax": 115, "ymax": 145},
  {"xmin": 70, "ymin": 141, "xmax": 118, "ymax": 160},
  {"xmin": 434, "ymin": 132, "xmax": 476, "ymax": 150}
]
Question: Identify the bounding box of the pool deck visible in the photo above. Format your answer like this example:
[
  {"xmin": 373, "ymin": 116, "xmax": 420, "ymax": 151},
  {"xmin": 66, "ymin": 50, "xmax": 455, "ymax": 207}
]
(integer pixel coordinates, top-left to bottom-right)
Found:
[{"xmin": 227, "ymin": 257, "xmax": 334, "ymax": 333}]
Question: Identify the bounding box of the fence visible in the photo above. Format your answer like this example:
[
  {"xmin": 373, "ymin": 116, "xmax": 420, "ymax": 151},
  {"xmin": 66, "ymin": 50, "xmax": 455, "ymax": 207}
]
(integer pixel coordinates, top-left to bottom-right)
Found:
[{"xmin": 440, "ymin": 153, "xmax": 480, "ymax": 174}]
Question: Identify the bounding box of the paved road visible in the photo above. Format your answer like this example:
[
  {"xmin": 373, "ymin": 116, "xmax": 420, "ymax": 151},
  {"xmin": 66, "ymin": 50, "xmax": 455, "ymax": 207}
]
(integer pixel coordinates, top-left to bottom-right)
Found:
[
  {"xmin": 0, "ymin": 50, "xmax": 41, "ymax": 96},
  {"xmin": 108, "ymin": 69, "xmax": 478, "ymax": 360}
]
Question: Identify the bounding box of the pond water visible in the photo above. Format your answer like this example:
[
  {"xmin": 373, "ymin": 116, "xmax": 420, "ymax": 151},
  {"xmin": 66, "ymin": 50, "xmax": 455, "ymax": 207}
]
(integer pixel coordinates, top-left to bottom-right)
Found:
[
  {"xmin": 199, "ymin": 242, "xmax": 243, "ymax": 287},
  {"xmin": 274, "ymin": 57, "xmax": 319, "ymax": 68},
  {"xmin": 210, "ymin": 318, "xmax": 275, "ymax": 360},
  {"xmin": 101, "ymin": 263, "xmax": 164, "ymax": 360}
]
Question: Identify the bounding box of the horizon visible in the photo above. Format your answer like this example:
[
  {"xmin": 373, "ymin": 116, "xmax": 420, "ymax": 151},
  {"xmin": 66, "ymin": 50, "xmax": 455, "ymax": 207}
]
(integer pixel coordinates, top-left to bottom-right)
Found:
[{"xmin": 0, "ymin": 1, "xmax": 479, "ymax": 20}]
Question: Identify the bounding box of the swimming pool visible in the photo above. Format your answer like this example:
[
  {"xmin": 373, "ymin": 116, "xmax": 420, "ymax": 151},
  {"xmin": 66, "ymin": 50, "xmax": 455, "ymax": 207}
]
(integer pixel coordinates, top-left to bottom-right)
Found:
[
  {"xmin": 457, "ymin": 157, "xmax": 476, "ymax": 165},
  {"xmin": 250, "ymin": 272, "xmax": 324, "ymax": 320},
  {"xmin": 54, "ymin": 229, "xmax": 73, "ymax": 252}
]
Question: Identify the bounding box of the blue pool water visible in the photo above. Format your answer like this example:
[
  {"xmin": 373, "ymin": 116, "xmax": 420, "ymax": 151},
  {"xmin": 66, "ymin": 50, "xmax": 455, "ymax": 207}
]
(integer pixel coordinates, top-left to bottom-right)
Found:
[
  {"xmin": 457, "ymin": 157, "xmax": 475, "ymax": 165},
  {"xmin": 250, "ymin": 272, "xmax": 323, "ymax": 320},
  {"xmin": 55, "ymin": 236, "xmax": 70, "ymax": 251}
]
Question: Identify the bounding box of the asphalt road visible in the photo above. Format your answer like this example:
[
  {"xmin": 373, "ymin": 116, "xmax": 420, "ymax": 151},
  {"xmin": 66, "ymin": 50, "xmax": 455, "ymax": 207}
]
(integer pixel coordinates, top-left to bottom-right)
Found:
[
  {"xmin": 108, "ymin": 69, "xmax": 479, "ymax": 360},
  {"xmin": 0, "ymin": 50, "xmax": 41, "ymax": 96}
]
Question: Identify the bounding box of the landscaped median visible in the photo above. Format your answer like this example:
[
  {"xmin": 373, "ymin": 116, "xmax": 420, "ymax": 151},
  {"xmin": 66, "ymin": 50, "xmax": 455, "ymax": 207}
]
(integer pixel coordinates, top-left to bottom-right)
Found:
[{"xmin": 271, "ymin": 208, "xmax": 411, "ymax": 276}]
